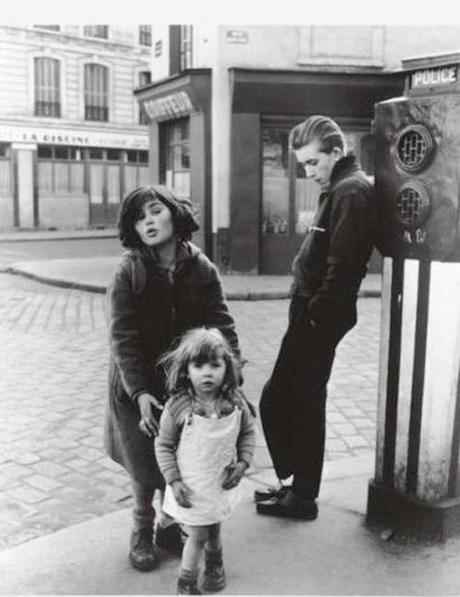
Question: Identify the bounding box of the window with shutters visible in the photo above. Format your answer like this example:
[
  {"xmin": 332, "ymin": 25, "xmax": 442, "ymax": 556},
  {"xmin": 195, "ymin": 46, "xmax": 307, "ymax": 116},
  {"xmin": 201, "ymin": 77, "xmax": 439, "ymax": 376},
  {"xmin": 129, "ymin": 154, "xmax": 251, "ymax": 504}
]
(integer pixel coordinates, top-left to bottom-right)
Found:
[
  {"xmin": 139, "ymin": 25, "xmax": 152, "ymax": 46},
  {"xmin": 35, "ymin": 57, "xmax": 61, "ymax": 117},
  {"xmin": 84, "ymin": 64, "xmax": 109, "ymax": 122},
  {"xmin": 83, "ymin": 25, "xmax": 108, "ymax": 39}
]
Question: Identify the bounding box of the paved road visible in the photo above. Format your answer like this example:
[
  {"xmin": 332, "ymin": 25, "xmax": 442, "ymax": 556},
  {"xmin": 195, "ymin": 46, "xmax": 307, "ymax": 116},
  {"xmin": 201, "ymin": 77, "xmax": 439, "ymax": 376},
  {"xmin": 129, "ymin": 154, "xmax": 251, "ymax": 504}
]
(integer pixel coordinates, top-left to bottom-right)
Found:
[
  {"xmin": 0, "ymin": 273, "xmax": 380, "ymax": 550},
  {"xmin": 0, "ymin": 237, "xmax": 122, "ymax": 269}
]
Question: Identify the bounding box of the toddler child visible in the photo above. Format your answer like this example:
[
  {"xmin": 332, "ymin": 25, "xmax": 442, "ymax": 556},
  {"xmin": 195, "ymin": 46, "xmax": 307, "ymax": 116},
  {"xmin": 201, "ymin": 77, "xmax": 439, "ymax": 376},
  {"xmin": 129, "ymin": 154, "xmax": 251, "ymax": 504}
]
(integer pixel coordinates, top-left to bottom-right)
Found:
[{"xmin": 155, "ymin": 327, "xmax": 256, "ymax": 594}]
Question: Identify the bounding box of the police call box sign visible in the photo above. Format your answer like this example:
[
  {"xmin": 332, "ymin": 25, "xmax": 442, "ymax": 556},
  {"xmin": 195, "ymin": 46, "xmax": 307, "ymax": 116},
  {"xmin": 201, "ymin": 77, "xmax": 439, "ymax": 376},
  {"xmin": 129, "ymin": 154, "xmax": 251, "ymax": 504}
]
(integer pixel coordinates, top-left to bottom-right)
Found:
[{"xmin": 411, "ymin": 65, "xmax": 458, "ymax": 88}]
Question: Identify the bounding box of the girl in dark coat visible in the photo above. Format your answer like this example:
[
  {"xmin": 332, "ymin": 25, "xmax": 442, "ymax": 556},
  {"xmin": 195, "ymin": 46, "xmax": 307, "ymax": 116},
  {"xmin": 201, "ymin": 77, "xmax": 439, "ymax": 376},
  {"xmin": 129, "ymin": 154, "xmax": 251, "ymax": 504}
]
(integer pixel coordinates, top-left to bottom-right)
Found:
[{"xmin": 104, "ymin": 185, "xmax": 241, "ymax": 572}]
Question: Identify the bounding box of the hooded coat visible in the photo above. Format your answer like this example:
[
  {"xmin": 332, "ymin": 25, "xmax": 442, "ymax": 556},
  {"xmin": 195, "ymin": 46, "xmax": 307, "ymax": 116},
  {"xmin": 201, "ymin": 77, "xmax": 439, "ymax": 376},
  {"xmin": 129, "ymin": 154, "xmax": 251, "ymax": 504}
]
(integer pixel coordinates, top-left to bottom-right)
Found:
[{"xmin": 104, "ymin": 241, "xmax": 240, "ymax": 488}]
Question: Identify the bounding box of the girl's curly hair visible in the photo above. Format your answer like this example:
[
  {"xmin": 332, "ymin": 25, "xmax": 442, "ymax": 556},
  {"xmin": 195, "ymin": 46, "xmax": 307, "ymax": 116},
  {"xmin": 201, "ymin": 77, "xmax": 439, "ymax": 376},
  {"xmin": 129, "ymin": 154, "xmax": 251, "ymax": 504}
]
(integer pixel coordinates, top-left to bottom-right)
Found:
[
  {"xmin": 117, "ymin": 184, "xmax": 199, "ymax": 248},
  {"xmin": 159, "ymin": 327, "xmax": 239, "ymax": 398}
]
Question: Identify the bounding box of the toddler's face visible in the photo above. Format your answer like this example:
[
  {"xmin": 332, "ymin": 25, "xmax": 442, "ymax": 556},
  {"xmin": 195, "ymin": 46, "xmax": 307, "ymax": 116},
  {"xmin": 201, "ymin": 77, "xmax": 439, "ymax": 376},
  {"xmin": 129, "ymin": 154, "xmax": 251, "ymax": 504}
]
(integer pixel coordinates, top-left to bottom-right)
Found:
[
  {"xmin": 134, "ymin": 199, "xmax": 175, "ymax": 248},
  {"xmin": 188, "ymin": 356, "xmax": 226, "ymax": 398}
]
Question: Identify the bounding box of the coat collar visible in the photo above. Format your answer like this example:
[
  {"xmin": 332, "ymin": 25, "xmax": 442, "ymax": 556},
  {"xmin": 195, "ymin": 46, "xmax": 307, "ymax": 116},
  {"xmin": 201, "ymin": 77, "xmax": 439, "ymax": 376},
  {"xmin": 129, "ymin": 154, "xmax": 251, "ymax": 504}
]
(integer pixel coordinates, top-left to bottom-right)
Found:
[{"xmin": 329, "ymin": 153, "xmax": 359, "ymax": 190}]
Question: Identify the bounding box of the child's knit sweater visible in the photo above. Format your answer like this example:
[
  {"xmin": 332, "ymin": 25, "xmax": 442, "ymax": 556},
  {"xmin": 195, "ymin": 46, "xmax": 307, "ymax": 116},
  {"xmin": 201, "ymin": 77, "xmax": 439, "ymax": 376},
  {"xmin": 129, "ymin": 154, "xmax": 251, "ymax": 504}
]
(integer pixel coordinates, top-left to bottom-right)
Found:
[{"xmin": 155, "ymin": 389, "xmax": 256, "ymax": 485}]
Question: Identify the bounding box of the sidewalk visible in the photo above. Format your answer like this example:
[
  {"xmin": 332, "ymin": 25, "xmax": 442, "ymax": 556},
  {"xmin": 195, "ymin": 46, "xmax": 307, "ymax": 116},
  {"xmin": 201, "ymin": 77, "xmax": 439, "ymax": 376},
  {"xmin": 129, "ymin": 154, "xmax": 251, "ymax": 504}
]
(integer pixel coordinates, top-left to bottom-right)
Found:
[
  {"xmin": 5, "ymin": 256, "xmax": 382, "ymax": 299},
  {"xmin": 2, "ymin": 454, "xmax": 460, "ymax": 595}
]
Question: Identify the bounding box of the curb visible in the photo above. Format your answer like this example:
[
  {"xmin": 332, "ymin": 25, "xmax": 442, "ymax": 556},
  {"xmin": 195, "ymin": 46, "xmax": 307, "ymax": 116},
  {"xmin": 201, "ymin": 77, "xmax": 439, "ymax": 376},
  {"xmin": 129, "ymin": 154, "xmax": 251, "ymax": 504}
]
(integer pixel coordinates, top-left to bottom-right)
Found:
[
  {"xmin": 0, "ymin": 230, "xmax": 117, "ymax": 243},
  {"xmin": 4, "ymin": 266, "xmax": 382, "ymax": 300}
]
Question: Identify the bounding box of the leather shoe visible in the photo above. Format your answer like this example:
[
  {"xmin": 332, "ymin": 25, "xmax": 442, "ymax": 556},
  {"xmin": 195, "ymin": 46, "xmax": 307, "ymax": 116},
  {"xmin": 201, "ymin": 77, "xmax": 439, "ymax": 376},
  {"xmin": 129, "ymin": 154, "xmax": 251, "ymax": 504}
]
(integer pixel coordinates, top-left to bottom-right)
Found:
[
  {"xmin": 256, "ymin": 489, "xmax": 318, "ymax": 520},
  {"xmin": 254, "ymin": 484, "xmax": 292, "ymax": 503},
  {"xmin": 129, "ymin": 527, "xmax": 157, "ymax": 571}
]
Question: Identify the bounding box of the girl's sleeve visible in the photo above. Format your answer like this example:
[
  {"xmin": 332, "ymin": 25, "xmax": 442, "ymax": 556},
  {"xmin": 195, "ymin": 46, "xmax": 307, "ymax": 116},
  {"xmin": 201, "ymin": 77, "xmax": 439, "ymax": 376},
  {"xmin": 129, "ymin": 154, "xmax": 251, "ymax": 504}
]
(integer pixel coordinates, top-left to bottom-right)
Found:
[
  {"xmin": 155, "ymin": 404, "xmax": 182, "ymax": 484},
  {"xmin": 107, "ymin": 260, "xmax": 154, "ymax": 401},
  {"xmin": 205, "ymin": 261, "xmax": 241, "ymax": 359},
  {"xmin": 237, "ymin": 402, "xmax": 256, "ymax": 469}
]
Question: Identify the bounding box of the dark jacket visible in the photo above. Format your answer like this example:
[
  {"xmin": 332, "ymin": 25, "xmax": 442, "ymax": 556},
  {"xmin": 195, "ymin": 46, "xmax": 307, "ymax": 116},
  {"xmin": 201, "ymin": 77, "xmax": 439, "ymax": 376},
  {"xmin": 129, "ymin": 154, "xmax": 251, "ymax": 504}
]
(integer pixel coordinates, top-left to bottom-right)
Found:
[
  {"xmin": 104, "ymin": 241, "xmax": 240, "ymax": 487},
  {"xmin": 291, "ymin": 154, "xmax": 376, "ymax": 327}
]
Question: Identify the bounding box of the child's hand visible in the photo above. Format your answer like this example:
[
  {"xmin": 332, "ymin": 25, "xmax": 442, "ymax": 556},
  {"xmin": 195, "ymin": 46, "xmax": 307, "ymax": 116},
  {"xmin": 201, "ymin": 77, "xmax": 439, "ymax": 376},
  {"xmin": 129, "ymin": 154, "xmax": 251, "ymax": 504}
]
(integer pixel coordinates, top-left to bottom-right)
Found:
[
  {"xmin": 171, "ymin": 480, "xmax": 192, "ymax": 508},
  {"xmin": 222, "ymin": 461, "xmax": 247, "ymax": 490}
]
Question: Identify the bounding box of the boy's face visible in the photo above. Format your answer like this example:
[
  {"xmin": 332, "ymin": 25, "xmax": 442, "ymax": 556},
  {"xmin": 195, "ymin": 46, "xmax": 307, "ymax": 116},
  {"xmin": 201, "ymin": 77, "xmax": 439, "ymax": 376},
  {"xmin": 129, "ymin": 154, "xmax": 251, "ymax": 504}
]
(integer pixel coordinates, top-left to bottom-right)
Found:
[
  {"xmin": 295, "ymin": 140, "xmax": 343, "ymax": 191},
  {"xmin": 134, "ymin": 199, "xmax": 175, "ymax": 248}
]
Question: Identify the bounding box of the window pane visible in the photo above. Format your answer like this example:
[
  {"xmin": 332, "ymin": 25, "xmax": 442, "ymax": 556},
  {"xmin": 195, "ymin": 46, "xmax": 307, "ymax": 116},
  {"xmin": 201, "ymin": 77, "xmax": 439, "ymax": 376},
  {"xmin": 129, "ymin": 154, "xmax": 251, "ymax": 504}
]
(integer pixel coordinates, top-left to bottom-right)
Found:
[
  {"xmin": 84, "ymin": 63, "xmax": 109, "ymax": 121},
  {"xmin": 38, "ymin": 162, "xmax": 54, "ymax": 194},
  {"xmin": 55, "ymin": 163, "xmax": 70, "ymax": 193},
  {"xmin": 69, "ymin": 163, "xmax": 85, "ymax": 194},
  {"xmin": 138, "ymin": 151, "xmax": 148, "ymax": 164},
  {"xmin": 55, "ymin": 146, "xmax": 68, "ymax": 160},
  {"xmin": 38, "ymin": 145, "xmax": 53, "ymax": 159},
  {"xmin": 139, "ymin": 25, "xmax": 152, "ymax": 46},
  {"xmin": 107, "ymin": 164, "xmax": 120, "ymax": 203},
  {"xmin": 89, "ymin": 148, "xmax": 103, "ymax": 160},
  {"xmin": 138, "ymin": 166, "xmax": 150, "ymax": 185},
  {"xmin": 83, "ymin": 25, "xmax": 108, "ymax": 39},
  {"xmin": 124, "ymin": 165, "xmax": 138, "ymax": 193},
  {"xmin": 262, "ymin": 129, "xmax": 289, "ymax": 235},
  {"xmin": 107, "ymin": 149, "xmax": 120, "ymax": 161},
  {"xmin": 35, "ymin": 57, "xmax": 60, "ymax": 117}
]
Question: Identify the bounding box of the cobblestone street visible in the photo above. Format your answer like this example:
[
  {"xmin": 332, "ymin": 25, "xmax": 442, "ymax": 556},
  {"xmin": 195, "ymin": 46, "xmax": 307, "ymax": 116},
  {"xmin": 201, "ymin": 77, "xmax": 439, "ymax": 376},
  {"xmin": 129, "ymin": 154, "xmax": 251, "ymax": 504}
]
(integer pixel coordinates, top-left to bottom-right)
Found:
[{"xmin": 0, "ymin": 272, "xmax": 380, "ymax": 550}]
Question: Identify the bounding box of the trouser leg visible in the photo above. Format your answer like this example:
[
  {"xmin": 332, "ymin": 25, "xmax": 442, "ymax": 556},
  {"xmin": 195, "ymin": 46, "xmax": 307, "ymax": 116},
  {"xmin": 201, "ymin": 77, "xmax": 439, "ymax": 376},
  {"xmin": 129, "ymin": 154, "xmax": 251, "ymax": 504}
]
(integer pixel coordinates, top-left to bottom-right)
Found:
[{"xmin": 131, "ymin": 479, "xmax": 155, "ymax": 529}]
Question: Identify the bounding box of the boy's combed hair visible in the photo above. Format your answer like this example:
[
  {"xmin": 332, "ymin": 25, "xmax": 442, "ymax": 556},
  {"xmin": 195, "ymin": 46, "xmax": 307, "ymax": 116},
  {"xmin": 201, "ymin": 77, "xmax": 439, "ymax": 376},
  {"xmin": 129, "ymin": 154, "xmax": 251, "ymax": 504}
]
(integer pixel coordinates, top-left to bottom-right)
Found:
[
  {"xmin": 289, "ymin": 115, "xmax": 347, "ymax": 155},
  {"xmin": 117, "ymin": 184, "xmax": 199, "ymax": 248},
  {"xmin": 159, "ymin": 327, "xmax": 239, "ymax": 396}
]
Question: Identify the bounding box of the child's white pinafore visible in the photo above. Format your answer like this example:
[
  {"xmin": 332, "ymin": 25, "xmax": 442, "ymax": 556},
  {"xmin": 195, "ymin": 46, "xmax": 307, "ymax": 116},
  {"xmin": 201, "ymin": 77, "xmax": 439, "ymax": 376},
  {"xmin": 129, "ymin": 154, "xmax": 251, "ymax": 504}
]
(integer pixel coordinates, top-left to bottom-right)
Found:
[{"xmin": 163, "ymin": 408, "xmax": 242, "ymax": 526}]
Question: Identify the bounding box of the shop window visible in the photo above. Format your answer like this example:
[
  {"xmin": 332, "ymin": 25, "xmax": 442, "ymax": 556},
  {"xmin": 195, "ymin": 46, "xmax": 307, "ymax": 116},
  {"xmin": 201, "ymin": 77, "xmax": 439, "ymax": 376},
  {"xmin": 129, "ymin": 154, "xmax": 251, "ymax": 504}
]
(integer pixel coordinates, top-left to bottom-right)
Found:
[
  {"xmin": 139, "ymin": 25, "xmax": 152, "ymax": 46},
  {"xmin": 160, "ymin": 118, "xmax": 190, "ymax": 199},
  {"xmin": 84, "ymin": 64, "xmax": 109, "ymax": 122},
  {"xmin": 106, "ymin": 149, "xmax": 120, "ymax": 161},
  {"xmin": 83, "ymin": 25, "xmax": 108, "ymax": 39},
  {"xmin": 34, "ymin": 57, "xmax": 61, "ymax": 118},
  {"xmin": 126, "ymin": 150, "xmax": 148, "ymax": 163},
  {"xmin": 88, "ymin": 148, "xmax": 104, "ymax": 160},
  {"xmin": 261, "ymin": 128, "xmax": 290, "ymax": 235},
  {"xmin": 37, "ymin": 145, "xmax": 84, "ymax": 196}
]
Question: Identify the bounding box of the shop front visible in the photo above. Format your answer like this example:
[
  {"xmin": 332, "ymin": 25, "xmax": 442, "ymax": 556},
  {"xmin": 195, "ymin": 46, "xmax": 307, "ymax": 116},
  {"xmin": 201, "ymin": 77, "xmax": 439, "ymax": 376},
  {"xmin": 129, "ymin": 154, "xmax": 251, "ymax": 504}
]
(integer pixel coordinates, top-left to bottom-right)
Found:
[
  {"xmin": 135, "ymin": 70, "xmax": 212, "ymax": 253},
  {"xmin": 0, "ymin": 124, "xmax": 149, "ymax": 230},
  {"xmin": 229, "ymin": 68, "xmax": 405, "ymax": 274}
]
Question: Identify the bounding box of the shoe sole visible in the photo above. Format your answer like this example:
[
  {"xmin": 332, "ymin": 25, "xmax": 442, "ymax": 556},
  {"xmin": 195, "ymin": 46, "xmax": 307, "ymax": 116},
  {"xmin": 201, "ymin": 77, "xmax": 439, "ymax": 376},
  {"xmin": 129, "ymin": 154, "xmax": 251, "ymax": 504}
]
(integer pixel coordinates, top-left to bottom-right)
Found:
[
  {"xmin": 256, "ymin": 504, "xmax": 318, "ymax": 520},
  {"xmin": 129, "ymin": 552, "xmax": 157, "ymax": 572},
  {"xmin": 201, "ymin": 579, "xmax": 226, "ymax": 592}
]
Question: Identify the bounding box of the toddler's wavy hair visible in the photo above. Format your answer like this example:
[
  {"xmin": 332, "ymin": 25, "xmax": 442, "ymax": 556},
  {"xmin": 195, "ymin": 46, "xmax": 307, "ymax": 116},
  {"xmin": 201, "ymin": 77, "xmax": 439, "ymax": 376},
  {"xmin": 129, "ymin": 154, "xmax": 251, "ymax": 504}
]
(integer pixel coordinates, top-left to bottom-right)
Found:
[{"xmin": 159, "ymin": 327, "xmax": 239, "ymax": 397}]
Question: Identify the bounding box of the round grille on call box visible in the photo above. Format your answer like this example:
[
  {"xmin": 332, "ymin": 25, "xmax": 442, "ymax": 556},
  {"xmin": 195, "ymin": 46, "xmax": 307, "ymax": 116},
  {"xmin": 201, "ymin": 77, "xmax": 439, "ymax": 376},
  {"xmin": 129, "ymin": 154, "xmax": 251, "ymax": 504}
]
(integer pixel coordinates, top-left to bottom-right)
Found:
[
  {"xmin": 395, "ymin": 125, "xmax": 435, "ymax": 173},
  {"xmin": 396, "ymin": 182, "xmax": 431, "ymax": 229}
]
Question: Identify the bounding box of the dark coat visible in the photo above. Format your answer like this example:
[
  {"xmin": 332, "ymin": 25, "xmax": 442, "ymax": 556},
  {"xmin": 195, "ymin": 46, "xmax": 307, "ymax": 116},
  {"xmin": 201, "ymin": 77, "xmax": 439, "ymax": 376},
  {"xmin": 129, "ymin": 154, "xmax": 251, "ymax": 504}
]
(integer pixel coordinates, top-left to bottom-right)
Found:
[
  {"xmin": 261, "ymin": 156, "xmax": 376, "ymax": 493},
  {"xmin": 104, "ymin": 242, "xmax": 240, "ymax": 488},
  {"xmin": 291, "ymin": 154, "xmax": 376, "ymax": 327}
]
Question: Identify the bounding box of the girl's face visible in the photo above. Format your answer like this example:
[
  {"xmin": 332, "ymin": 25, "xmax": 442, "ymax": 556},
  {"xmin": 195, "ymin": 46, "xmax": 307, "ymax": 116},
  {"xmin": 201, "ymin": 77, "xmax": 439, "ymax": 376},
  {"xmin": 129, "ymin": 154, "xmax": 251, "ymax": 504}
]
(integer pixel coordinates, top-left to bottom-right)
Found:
[
  {"xmin": 134, "ymin": 198, "xmax": 175, "ymax": 248},
  {"xmin": 187, "ymin": 355, "xmax": 226, "ymax": 399}
]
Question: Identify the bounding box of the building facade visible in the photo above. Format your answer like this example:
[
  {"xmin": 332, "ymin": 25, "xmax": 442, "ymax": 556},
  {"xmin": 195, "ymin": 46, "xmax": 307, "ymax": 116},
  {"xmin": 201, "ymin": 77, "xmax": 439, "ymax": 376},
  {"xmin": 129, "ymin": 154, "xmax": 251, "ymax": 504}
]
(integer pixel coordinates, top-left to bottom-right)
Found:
[
  {"xmin": 0, "ymin": 24, "xmax": 152, "ymax": 231},
  {"xmin": 135, "ymin": 25, "xmax": 460, "ymax": 274}
]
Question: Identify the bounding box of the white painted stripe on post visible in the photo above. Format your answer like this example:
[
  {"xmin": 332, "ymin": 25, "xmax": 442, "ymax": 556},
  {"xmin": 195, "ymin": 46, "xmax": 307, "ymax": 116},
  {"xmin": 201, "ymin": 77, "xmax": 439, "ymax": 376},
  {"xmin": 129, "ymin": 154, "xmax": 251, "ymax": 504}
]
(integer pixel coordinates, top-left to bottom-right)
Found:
[
  {"xmin": 375, "ymin": 257, "xmax": 392, "ymax": 483},
  {"xmin": 394, "ymin": 259, "xmax": 419, "ymax": 492},
  {"xmin": 417, "ymin": 262, "xmax": 460, "ymax": 501}
]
